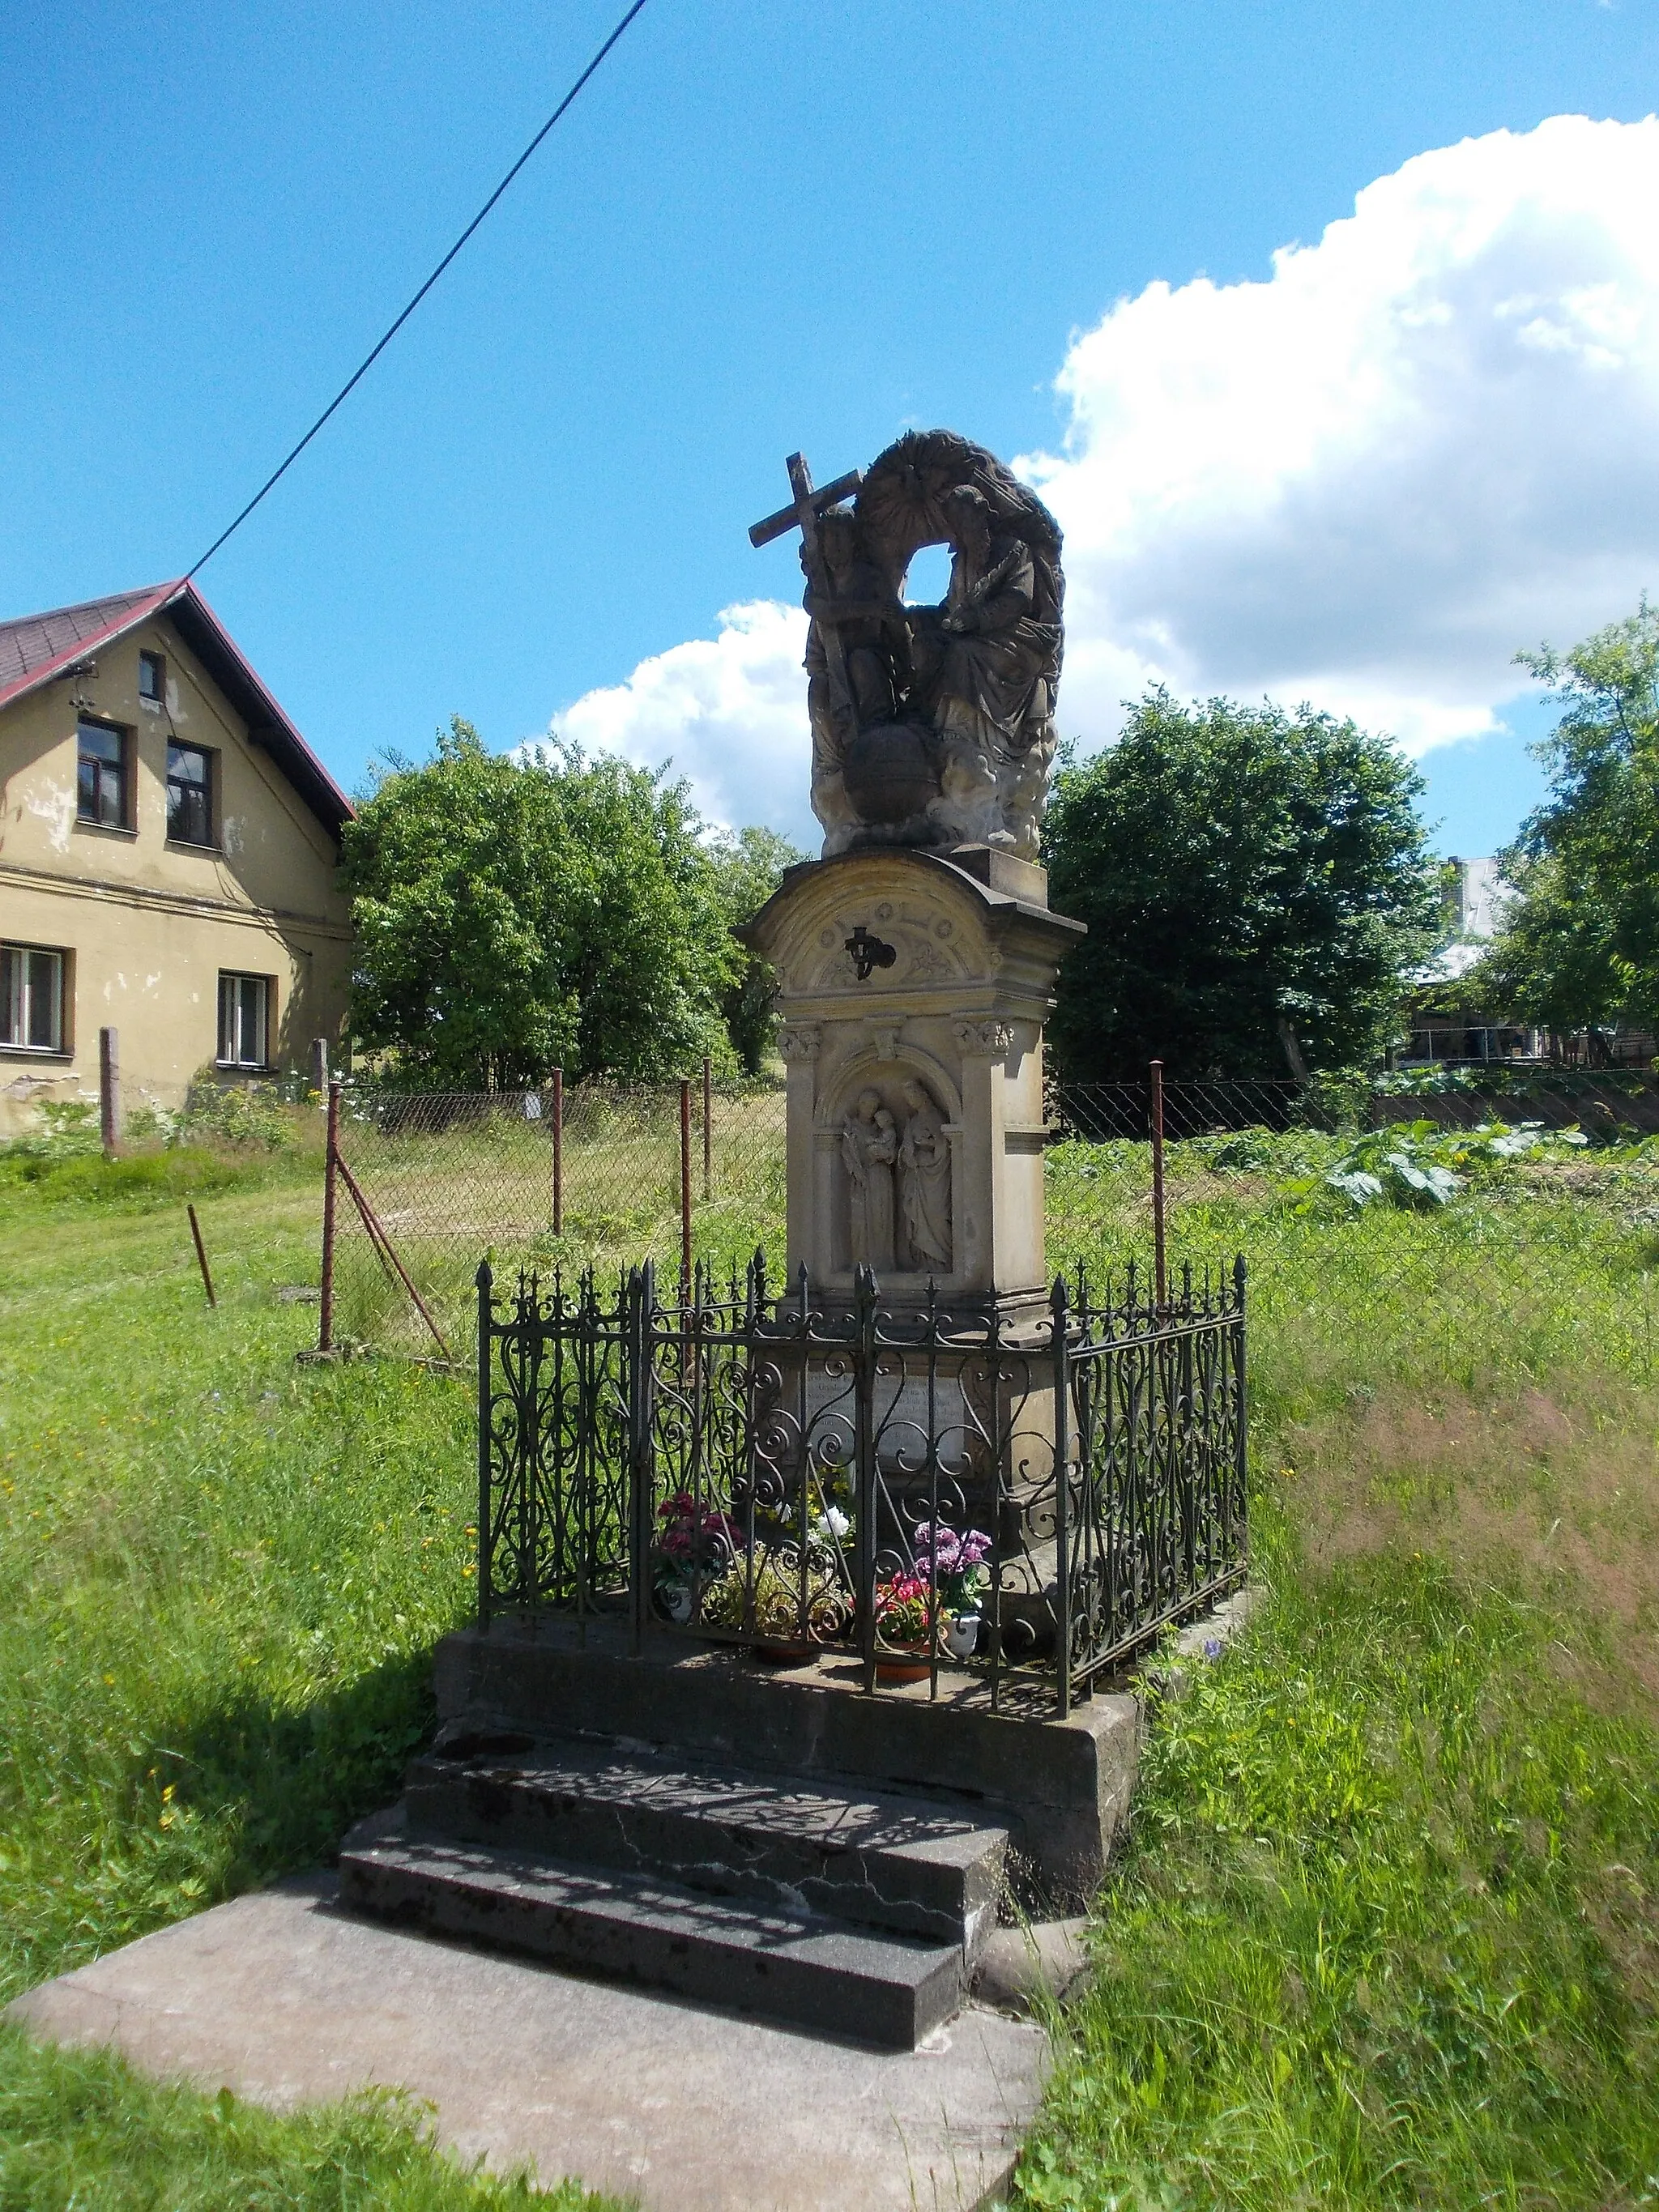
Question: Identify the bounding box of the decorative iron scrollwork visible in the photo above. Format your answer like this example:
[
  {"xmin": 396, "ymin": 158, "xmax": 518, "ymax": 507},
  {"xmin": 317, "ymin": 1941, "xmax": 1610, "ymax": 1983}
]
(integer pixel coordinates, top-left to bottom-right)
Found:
[{"xmin": 475, "ymin": 1251, "xmax": 1247, "ymax": 1714}]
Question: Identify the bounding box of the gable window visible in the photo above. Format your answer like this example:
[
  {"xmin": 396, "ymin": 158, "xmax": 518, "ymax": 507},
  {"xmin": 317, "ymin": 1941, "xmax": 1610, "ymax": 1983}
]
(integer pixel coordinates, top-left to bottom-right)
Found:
[
  {"xmin": 167, "ymin": 744, "xmax": 214, "ymax": 847},
  {"xmin": 76, "ymin": 721, "xmax": 129, "ymax": 829},
  {"xmin": 1, "ymin": 944, "xmax": 66, "ymax": 1053},
  {"xmin": 138, "ymin": 651, "xmax": 165, "ymax": 712},
  {"xmin": 217, "ymin": 971, "xmax": 271, "ymax": 1069}
]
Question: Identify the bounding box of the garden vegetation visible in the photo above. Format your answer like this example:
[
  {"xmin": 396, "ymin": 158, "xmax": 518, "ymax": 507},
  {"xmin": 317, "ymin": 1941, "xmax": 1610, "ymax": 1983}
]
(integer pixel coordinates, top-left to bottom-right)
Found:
[{"xmin": 3, "ymin": 1104, "xmax": 1659, "ymax": 2206}]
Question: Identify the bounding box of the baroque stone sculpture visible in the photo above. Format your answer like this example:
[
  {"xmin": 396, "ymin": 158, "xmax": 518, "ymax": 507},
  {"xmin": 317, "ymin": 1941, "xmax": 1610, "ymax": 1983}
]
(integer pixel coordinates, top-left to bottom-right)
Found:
[{"xmin": 750, "ymin": 431, "xmax": 1064, "ymax": 863}]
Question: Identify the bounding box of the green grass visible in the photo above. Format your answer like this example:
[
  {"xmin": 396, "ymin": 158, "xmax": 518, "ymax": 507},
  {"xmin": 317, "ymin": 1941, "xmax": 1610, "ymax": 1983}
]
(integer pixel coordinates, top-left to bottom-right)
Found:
[
  {"xmin": 0, "ymin": 1149, "xmax": 629, "ymax": 2209},
  {"xmin": 7, "ymin": 1119, "xmax": 1659, "ymax": 2206},
  {"xmin": 1008, "ymin": 1140, "xmax": 1659, "ymax": 2210}
]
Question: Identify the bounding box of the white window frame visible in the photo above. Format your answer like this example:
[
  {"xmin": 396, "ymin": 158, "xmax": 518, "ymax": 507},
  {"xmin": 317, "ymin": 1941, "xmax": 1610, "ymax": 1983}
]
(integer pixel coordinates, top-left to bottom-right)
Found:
[
  {"xmin": 1, "ymin": 943, "xmax": 66, "ymax": 1054},
  {"xmin": 217, "ymin": 971, "xmax": 271, "ymax": 1070}
]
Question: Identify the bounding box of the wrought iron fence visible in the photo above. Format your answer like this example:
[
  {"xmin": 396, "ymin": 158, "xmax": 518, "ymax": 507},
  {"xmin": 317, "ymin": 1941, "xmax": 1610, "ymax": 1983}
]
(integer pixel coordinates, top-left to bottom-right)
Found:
[{"xmin": 476, "ymin": 1255, "xmax": 1247, "ymax": 1712}]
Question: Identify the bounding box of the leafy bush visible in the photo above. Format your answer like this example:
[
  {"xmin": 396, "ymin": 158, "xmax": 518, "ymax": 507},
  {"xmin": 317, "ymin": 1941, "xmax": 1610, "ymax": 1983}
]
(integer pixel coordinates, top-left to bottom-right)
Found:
[
  {"xmin": 2, "ymin": 1098, "xmax": 100, "ymax": 1161},
  {"xmin": 1198, "ymin": 1128, "xmax": 1316, "ymax": 1177},
  {"xmin": 1313, "ymin": 1118, "xmax": 1588, "ymax": 1210},
  {"xmin": 178, "ymin": 1078, "xmax": 294, "ymax": 1151}
]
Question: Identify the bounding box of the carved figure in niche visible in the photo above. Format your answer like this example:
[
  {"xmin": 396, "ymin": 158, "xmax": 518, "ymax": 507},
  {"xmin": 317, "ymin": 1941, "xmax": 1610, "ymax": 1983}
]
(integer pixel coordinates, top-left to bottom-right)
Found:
[
  {"xmin": 841, "ymin": 1089, "xmax": 897, "ymax": 1270},
  {"xmin": 749, "ymin": 430, "xmax": 1064, "ymax": 864},
  {"xmin": 803, "ymin": 509, "xmax": 909, "ymax": 855},
  {"xmin": 898, "ymin": 1080, "xmax": 952, "ymax": 1272}
]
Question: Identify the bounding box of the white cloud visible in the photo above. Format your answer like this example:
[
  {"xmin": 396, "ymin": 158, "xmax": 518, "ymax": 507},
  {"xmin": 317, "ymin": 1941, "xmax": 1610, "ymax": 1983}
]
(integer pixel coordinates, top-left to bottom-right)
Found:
[
  {"xmin": 1023, "ymin": 113, "xmax": 1659, "ymax": 756},
  {"xmin": 551, "ymin": 114, "xmax": 1659, "ymax": 836},
  {"xmin": 551, "ymin": 599, "xmax": 812, "ymax": 840}
]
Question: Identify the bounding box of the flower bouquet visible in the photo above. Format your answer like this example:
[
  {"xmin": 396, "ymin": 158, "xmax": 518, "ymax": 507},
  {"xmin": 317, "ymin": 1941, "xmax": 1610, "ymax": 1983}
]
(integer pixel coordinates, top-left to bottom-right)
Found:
[{"xmin": 652, "ymin": 1490, "xmax": 742, "ymax": 1625}]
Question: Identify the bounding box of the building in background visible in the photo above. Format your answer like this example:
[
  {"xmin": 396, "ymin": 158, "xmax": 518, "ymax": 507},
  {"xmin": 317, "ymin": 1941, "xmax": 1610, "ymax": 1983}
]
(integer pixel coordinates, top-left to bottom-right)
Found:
[
  {"xmin": 0, "ymin": 581, "xmax": 353, "ymax": 1133},
  {"xmin": 1404, "ymin": 856, "xmax": 1653, "ymax": 1068}
]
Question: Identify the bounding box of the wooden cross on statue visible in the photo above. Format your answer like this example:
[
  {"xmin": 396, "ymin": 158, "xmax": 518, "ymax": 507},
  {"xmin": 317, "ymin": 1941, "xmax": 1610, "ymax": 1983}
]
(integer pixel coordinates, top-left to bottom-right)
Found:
[{"xmin": 749, "ymin": 451, "xmax": 864, "ymax": 712}]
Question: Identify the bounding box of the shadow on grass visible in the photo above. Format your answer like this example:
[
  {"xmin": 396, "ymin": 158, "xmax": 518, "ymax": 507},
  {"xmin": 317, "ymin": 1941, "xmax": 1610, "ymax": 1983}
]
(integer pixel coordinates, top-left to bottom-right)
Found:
[{"xmin": 166, "ymin": 1646, "xmax": 438, "ymax": 1892}]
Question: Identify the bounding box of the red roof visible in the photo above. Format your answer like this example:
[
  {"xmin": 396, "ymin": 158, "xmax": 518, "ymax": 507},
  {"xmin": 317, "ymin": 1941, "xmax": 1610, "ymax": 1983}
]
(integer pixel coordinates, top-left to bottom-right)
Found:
[{"xmin": 0, "ymin": 580, "xmax": 353, "ymax": 837}]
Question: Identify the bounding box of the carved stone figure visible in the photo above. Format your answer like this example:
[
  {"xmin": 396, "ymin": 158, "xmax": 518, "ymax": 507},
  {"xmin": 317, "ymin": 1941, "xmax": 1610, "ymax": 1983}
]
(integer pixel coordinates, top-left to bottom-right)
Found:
[
  {"xmin": 898, "ymin": 1080, "xmax": 952, "ymax": 1272},
  {"xmin": 840, "ymin": 1089, "xmax": 897, "ymax": 1269},
  {"xmin": 750, "ymin": 431, "xmax": 1064, "ymax": 864},
  {"xmin": 803, "ymin": 509, "xmax": 909, "ymax": 855}
]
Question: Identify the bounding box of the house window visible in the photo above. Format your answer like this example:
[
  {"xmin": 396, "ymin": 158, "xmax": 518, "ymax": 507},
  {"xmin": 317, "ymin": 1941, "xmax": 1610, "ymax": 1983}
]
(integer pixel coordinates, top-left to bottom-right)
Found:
[
  {"xmin": 167, "ymin": 744, "xmax": 214, "ymax": 846},
  {"xmin": 138, "ymin": 651, "xmax": 165, "ymax": 712},
  {"xmin": 1, "ymin": 944, "xmax": 65, "ymax": 1053},
  {"xmin": 76, "ymin": 721, "xmax": 129, "ymax": 829},
  {"xmin": 218, "ymin": 971, "xmax": 270, "ymax": 1069}
]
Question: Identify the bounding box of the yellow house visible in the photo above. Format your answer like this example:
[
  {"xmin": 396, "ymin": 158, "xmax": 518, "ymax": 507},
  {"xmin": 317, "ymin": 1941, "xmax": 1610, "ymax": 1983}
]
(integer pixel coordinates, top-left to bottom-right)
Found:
[{"xmin": 0, "ymin": 580, "xmax": 354, "ymax": 1134}]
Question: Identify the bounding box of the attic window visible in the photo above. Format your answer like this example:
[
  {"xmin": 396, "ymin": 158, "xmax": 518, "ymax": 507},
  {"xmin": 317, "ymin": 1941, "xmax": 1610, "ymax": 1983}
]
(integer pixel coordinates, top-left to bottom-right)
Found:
[
  {"xmin": 167, "ymin": 744, "xmax": 214, "ymax": 847},
  {"xmin": 76, "ymin": 721, "xmax": 130, "ymax": 829},
  {"xmin": 138, "ymin": 651, "xmax": 164, "ymax": 711}
]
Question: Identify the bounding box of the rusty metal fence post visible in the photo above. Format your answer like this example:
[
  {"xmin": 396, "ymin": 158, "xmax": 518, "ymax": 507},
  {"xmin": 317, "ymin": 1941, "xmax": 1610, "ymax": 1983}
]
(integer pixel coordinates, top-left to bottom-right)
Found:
[
  {"xmin": 551, "ymin": 1067, "xmax": 564, "ymax": 1238},
  {"xmin": 679, "ymin": 1078, "xmax": 693, "ymax": 1290},
  {"xmin": 702, "ymin": 1053, "xmax": 712, "ymax": 1203},
  {"xmin": 1149, "ymin": 1058, "xmax": 1167, "ymax": 1310},
  {"xmin": 319, "ymin": 1080, "xmax": 341, "ymax": 1353}
]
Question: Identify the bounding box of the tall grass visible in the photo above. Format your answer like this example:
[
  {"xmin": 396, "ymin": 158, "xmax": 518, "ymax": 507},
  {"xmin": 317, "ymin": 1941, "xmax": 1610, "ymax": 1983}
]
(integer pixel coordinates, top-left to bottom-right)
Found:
[
  {"xmin": 1011, "ymin": 1139, "xmax": 1659, "ymax": 2210},
  {"xmin": 7, "ymin": 1121, "xmax": 1659, "ymax": 2205},
  {"xmin": 0, "ymin": 1160, "xmax": 627, "ymax": 2208}
]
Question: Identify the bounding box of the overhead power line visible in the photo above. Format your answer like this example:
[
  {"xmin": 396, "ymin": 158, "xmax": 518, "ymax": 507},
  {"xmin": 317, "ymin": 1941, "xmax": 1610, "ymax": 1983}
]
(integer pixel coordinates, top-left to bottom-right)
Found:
[{"xmin": 185, "ymin": 0, "xmax": 653, "ymax": 581}]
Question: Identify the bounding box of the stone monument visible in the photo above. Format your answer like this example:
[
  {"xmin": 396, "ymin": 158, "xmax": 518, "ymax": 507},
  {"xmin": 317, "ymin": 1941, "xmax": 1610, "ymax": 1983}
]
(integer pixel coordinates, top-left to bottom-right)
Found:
[{"xmin": 745, "ymin": 430, "xmax": 1082, "ymax": 1319}]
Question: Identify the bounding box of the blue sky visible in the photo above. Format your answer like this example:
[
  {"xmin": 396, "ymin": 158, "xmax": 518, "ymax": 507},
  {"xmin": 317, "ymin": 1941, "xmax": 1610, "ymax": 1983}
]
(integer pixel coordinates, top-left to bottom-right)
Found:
[{"xmin": 5, "ymin": 1, "xmax": 1658, "ymax": 859}]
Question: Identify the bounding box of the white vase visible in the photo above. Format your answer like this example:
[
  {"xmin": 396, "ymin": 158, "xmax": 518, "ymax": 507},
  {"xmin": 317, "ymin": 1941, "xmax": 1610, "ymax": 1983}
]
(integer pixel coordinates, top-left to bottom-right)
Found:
[
  {"xmin": 943, "ymin": 1611, "xmax": 982, "ymax": 1660},
  {"xmin": 661, "ymin": 1579, "xmax": 695, "ymax": 1624}
]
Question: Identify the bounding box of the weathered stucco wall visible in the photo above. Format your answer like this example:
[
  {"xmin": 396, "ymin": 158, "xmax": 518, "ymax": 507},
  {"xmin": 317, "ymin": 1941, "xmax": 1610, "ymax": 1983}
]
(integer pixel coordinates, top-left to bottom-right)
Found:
[{"xmin": 0, "ymin": 612, "xmax": 352, "ymax": 1132}]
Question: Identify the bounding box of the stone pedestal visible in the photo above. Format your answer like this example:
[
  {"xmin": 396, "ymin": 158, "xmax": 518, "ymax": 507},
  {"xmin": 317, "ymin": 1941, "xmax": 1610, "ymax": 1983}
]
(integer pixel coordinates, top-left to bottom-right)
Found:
[{"xmin": 744, "ymin": 844, "xmax": 1084, "ymax": 1316}]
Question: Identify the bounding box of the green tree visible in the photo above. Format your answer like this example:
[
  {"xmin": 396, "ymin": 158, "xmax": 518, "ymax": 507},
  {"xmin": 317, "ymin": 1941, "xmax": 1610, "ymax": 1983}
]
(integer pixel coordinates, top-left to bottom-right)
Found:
[
  {"xmin": 1043, "ymin": 690, "xmax": 1438, "ymax": 1080},
  {"xmin": 1468, "ymin": 599, "xmax": 1659, "ymax": 1043},
  {"xmin": 339, "ymin": 720, "xmax": 740, "ymax": 1088},
  {"xmin": 707, "ymin": 825, "xmax": 806, "ymax": 1076}
]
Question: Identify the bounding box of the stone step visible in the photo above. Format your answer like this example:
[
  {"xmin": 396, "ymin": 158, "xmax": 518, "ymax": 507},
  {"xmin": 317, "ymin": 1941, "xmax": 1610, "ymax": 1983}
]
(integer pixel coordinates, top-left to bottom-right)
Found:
[
  {"xmin": 405, "ymin": 1740, "xmax": 1007, "ymax": 1951},
  {"xmin": 339, "ymin": 1835, "xmax": 964, "ymax": 2049},
  {"xmin": 433, "ymin": 1620, "xmax": 1142, "ymax": 1909}
]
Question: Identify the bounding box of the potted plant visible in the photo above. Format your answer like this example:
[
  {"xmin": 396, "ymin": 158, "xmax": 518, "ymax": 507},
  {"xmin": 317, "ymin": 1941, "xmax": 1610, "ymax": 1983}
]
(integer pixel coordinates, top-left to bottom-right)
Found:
[
  {"xmin": 702, "ymin": 1554, "xmax": 849, "ymax": 1660},
  {"xmin": 873, "ymin": 1569, "xmax": 935, "ymax": 1681},
  {"xmin": 914, "ymin": 1520, "xmax": 991, "ymax": 1660},
  {"xmin": 652, "ymin": 1490, "xmax": 742, "ymax": 1624}
]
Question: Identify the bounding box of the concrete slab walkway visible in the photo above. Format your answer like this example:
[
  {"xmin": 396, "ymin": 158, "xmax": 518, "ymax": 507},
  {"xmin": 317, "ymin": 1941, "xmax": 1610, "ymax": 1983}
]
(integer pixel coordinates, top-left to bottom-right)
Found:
[{"xmin": 8, "ymin": 1873, "xmax": 1049, "ymax": 2211}]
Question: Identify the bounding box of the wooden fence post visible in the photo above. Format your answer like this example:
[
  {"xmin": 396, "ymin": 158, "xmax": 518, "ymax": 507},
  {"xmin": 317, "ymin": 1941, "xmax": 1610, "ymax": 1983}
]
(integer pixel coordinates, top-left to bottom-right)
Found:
[
  {"xmin": 98, "ymin": 1027, "xmax": 119, "ymax": 1157},
  {"xmin": 310, "ymin": 1036, "xmax": 329, "ymax": 1096}
]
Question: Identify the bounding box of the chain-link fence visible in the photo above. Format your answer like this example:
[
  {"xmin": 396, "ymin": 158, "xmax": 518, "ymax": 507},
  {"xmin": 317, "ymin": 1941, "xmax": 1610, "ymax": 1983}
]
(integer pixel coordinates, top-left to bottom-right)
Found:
[
  {"xmin": 1051, "ymin": 1077, "xmax": 1327, "ymax": 1141},
  {"xmin": 322, "ymin": 1075, "xmax": 787, "ymax": 1361},
  {"xmin": 316, "ymin": 1065, "xmax": 1659, "ymax": 1362}
]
